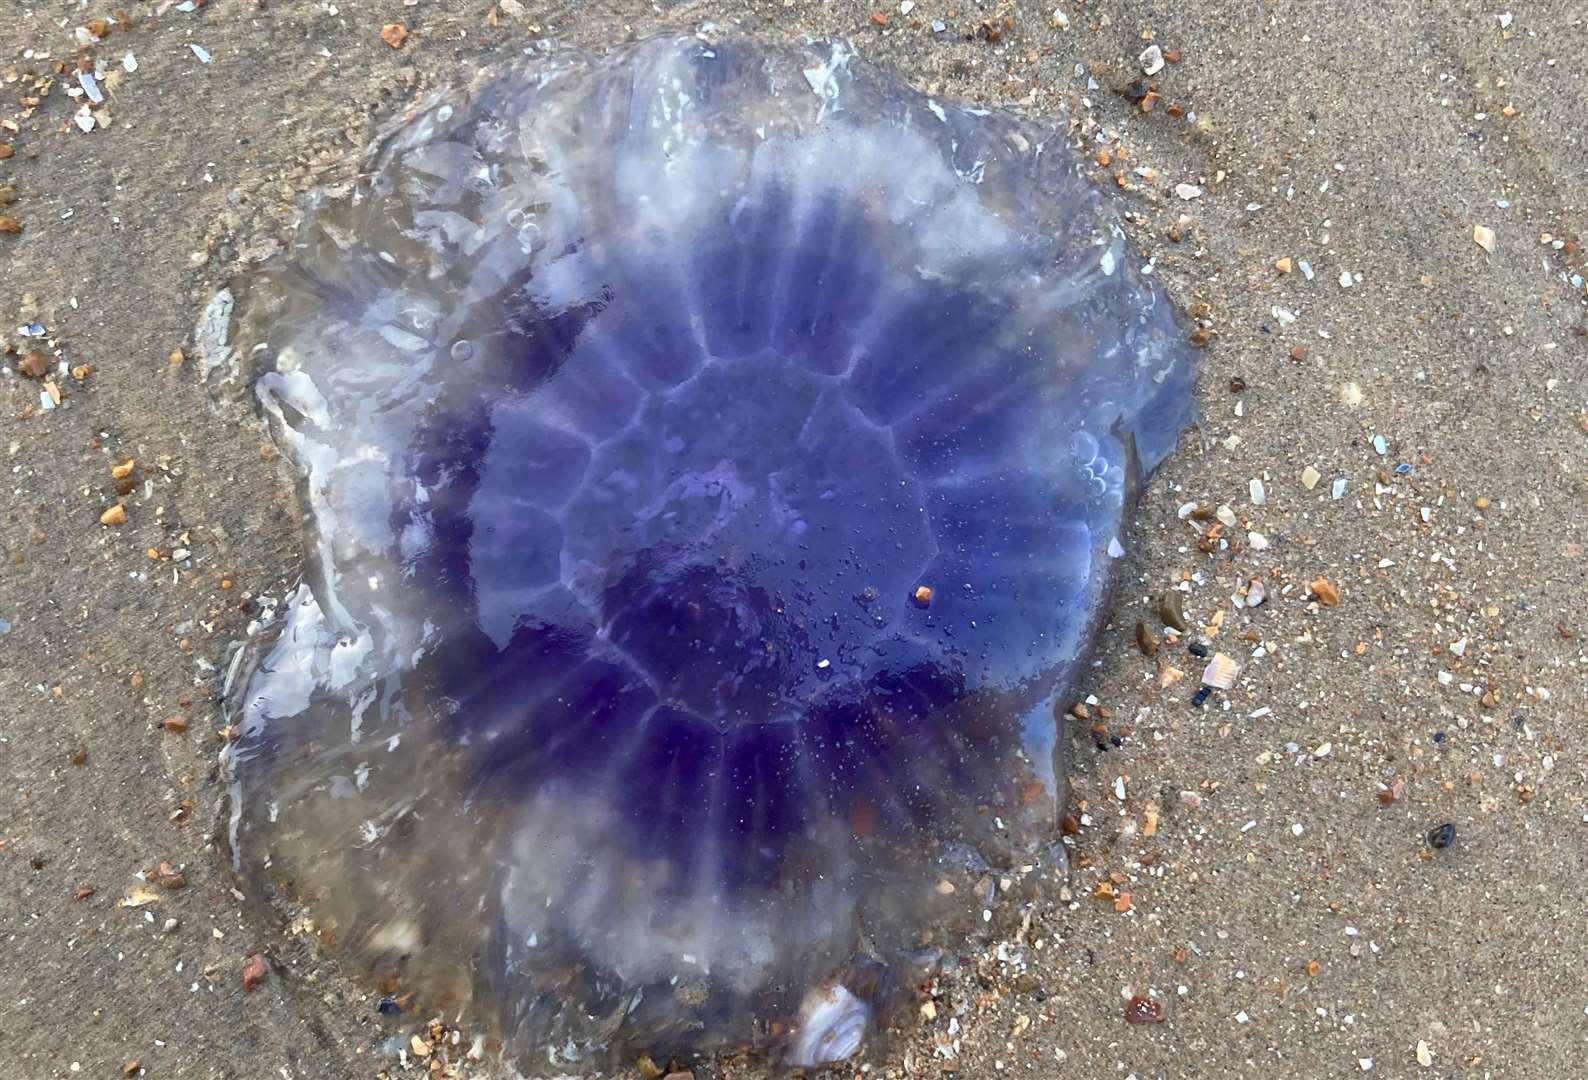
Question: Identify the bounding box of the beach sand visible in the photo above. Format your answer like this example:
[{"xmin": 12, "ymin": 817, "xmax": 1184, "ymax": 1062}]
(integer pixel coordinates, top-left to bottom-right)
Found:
[{"xmin": 2, "ymin": 1, "xmax": 1585, "ymax": 1077}]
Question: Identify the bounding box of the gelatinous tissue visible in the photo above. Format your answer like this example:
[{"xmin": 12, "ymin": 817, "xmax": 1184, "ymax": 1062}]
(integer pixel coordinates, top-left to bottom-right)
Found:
[{"xmin": 221, "ymin": 34, "xmax": 1195, "ymax": 1072}]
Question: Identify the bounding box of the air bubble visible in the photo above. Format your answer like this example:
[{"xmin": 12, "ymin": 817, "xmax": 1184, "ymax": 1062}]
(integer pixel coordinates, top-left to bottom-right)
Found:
[{"xmin": 450, "ymin": 340, "xmax": 474, "ymax": 362}]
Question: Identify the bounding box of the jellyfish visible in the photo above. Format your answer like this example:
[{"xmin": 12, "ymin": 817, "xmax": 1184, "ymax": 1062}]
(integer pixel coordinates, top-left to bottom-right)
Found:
[{"xmin": 221, "ymin": 33, "xmax": 1196, "ymax": 1073}]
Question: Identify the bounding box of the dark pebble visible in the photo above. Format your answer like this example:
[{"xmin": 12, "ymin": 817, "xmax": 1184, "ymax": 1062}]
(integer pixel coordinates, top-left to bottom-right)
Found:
[
  {"xmin": 1187, "ymin": 641, "xmax": 1210, "ymax": 658},
  {"xmin": 1190, "ymin": 686, "xmax": 1211, "ymax": 708},
  {"xmin": 1158, "ymin": 591, "xmax": 1188, "ymax": 633},
  {"xmin": 1427, "ymin": 822, "xmax": 1457, "ymax": 849},
  {"xmin": 377, "ymin": 997, "xmax": 401, "ymax": 1016}
]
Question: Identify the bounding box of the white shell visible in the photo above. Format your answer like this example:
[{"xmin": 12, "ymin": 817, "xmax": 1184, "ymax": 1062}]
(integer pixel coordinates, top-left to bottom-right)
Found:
[
  {"xmin": 789, "ymin": 983, "xmax": 870, "ymax": 1067},
  {"xmin": 1201, "ymin": 652, "xmax": 1241, "ymax": 690}
]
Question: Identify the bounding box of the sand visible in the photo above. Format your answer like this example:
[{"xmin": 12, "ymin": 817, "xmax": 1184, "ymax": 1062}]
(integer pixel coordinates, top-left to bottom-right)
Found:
[{"xmin": 2, "ymin": 1, "xmax": 1585, "ymax": 1077}]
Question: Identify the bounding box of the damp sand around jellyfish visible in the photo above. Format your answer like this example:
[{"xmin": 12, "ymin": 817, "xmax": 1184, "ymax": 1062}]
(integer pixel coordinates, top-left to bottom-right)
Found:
[{"xmin": 220, "ymin": 34, "xmax": 1195, "ymax": 1074}]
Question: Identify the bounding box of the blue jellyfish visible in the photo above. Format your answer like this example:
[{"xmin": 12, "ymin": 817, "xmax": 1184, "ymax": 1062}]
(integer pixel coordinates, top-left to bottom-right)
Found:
[{"xmin": 222, "ymin": 34, "xmax": 1195, "ymax": 1073}]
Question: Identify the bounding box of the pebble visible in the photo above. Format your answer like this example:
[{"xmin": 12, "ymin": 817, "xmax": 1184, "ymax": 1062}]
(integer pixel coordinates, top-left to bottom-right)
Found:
[
  {"xmin": 1309, "ymin": 578, "xmax": 1340, "ymax": 607},
  {"xmin": 1417, "ymin": 1040, "xmax": 1434, "ymax": 1067},
  {"xmin": 1245, "ymin": 578, "xmax": 1266, "ymax": 607},
  {"xmin": 1249, "ymin": 478, "xmax": 1265, "ymax": 505},
  {"xmin": 1427, "ymin": 822, "xmax": 1457, "ymax": 849},
  {"xmin": 100, "ymin": 505, "xmax": 128, "ymax": 527},
  {"xmin": 1124, "ymin": 995, "xmax": 1164, "ymax": 1023},
  {"xmin": 1300, "ymin": 465, "xmax": 1321, "ymax": 490},
  {"xmin": 1139, "ymin": 45, "xmax": 1165, "ymax": 76},
  {"xmin": 1135, "ymin": 620, "xmax": 1160, "ymax": 657},
  {"xmin": 1158, "ymin": 590, "xmax": 1188, "ymax": 632},
  {"xmin": 241, "ymin": 954, "xmax": 268, "ymax": 991},
  {"xmin": 1473, "ymin": 224, "xmax": 1496, "ymax": 253}
]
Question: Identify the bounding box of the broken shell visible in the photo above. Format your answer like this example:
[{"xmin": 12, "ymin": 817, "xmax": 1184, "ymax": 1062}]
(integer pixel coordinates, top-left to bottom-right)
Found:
[
  {"xmin": 1200, "ymin": 652, "xmax": 1240, "ymax": 690},
  {"xmin": 1139, "ymin": 44, "xmax": 1165, "ymax": 76},
  {"xmin": 1245, "ymin": 578, "xmax": 1266, "ymax": 607}
]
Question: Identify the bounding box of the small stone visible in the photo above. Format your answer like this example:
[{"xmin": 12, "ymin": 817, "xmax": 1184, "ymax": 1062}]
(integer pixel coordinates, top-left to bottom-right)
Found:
[
  {"xmin": 1245, "ymin": 578, "xmax": 1266, "ymax": 607},
  {"xmin": 241, "ymin": 953, "xmax": 268, "ymax": 991},
  {"xmin": 100, "ymin": 505, "xmax": 128, "ymax": 527},
  {"xmin": 110, "ymin": 459, "xmax": 136, "ymax": 480},
  {"xmin": 162, "ymin": 716, "xmax": 189, "ymax": 734},
  {"xmin": 380, "ymin": 23, "xmax": 409, "ymax": 48},
  {"xmin": 0, "ymin": 217, "xmax": 21, "ymax": 235},
  {"xmin": 911, "ymin": 584, "xmax": 933, "ymax": 607},
  {"xmin": 1124, "ymin": 995, "xmax": 1164, "ymax": 1024},
  {"xmin": 1274, "ymin": 256, "xmax": 1293, "ymax": 273},
  {"xmin": 19, "ymin": 351, "xmax": 49, "ymax": 378},
  {"xmin": 1473, "ymin": 496, "xmax": 1490, "ymax": 511},
  {"xmin": 1135, "ymin": 620, "xmax": 1160, "ymax": 657},
  {"xmin": 1300, "ymin": 465, "xmax": 1321, "ymax": 490},
  {"xmin": 1472, "ymin": 224, "xmax": 1496, "ymax": 253},
  {"xmin": 1139, "ymin": 44, "xmax": 1164, "ymax": 75},
  {"xmin": 1158, "ymin": 591, "xmax": 1188, "ymax": 632},
  {"xmin": 0, "ymin": 186, "xmax": 15, "ymax": 207},
  {"xmin": 661, "ymin": 1072, "xmax": 696, "ymax": 1080},
  {"xmin": 1249, "ymin": 478, "xmax": 1266, "ymax": 506},
  {"xmin": 1174, "ymin": 183, "xmax": 1203, "ymax": 201},
  {"xmin": 1427, "ymin": 822, "xmax": 1456, "ymax": 849},
  {"xmin": 1416, "ymin": 1041, "xmax": 1434, "ymax": 1067},
  {"xmin": 122, "ymin": 1063, "xmax": 140, "ymax": 1078},
  {"xmin": 1309, "ymin": 578, "xmax": 1339, "ymax": 607},
  {"xmin": 411, "ymin": 1035, "xmax": 432, "ymax": 1058}
]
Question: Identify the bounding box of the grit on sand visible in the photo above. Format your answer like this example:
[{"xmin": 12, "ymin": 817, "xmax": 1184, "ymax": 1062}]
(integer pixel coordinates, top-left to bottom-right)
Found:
[{"xmin": 1, "ymin": 1, "xmax": 1584, "ymax": 1078}]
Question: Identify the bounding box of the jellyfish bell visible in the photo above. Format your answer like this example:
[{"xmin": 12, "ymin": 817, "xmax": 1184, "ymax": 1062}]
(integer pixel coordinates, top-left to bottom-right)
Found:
[{"xmin": 222, "ymin": 33, "xmax": 1195, "ymax": 1074}]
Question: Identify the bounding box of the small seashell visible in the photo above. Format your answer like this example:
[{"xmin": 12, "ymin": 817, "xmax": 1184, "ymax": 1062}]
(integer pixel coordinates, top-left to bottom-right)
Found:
[
  {"xmin": 1200, "ymin": 652, "xmax": 1240, "ymax": 690},
  {"xmin": 1244, "ymin": 578, "xmax": 1266, "ymax": 607},
  {"xmin": 1139, "ymin": 44, "xmax": 1165, "ymax": 76}
]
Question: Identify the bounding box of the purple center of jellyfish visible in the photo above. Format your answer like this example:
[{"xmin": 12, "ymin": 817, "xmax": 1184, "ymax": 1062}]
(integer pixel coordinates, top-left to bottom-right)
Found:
[{"xmin": 401, "ymin": 188, "xmax": 1095, "ymax": 895}]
